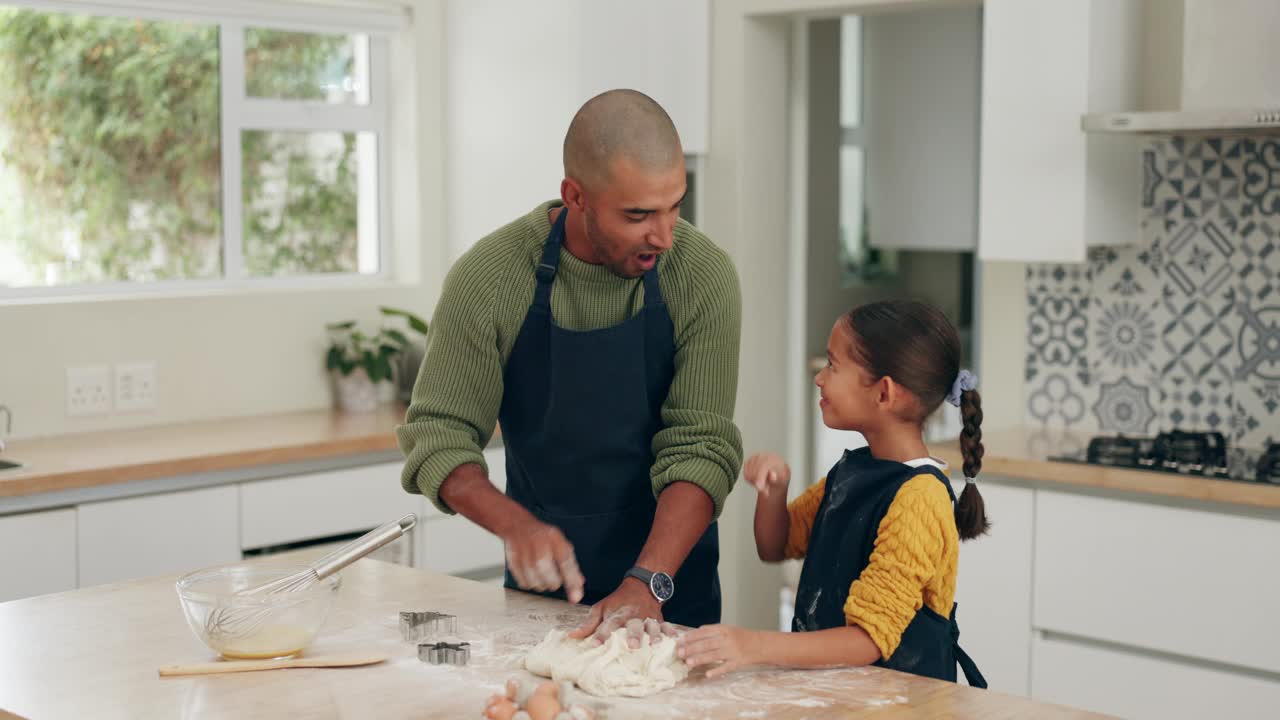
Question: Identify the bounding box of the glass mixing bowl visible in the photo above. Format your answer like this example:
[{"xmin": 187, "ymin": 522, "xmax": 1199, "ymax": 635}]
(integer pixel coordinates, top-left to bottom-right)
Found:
[{"xmin": 175, "ymin": 564, "xmax": 340, "ymax": 660}]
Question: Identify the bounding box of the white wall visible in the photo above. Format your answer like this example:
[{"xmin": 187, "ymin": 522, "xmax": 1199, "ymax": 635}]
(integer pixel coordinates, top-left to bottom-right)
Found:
[
  {"xmin": 0, "ymin": 0, "xmax": 450, "ymax": 439},
  {"xmin": 444, "ymin": 0, "xmax": 710, "ymax": 259},
  {"xmin": 975, "ymin": 261, "xmax": 1027, "ymax": 430},
  {"xmin": 443, "ymin": 0, "xmax": 582, "ymax": 260}
]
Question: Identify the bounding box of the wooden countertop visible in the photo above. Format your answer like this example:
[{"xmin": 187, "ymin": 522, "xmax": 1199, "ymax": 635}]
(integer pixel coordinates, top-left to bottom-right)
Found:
[
  {"xmin": 933, "ymin": 427, "xmax": 1280, "ymax": 511},
  {"xmin": 0, "ymin": 406, "xmax": 407, "ymax": 500},
  {"xmin": 0, "ymin": 559, "xmax": 1110, "ymax": 720}
]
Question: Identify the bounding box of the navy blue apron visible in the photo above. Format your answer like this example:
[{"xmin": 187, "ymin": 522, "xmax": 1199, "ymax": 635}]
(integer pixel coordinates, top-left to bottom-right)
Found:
[
  {"xmin": 792, "ymin": 447, "xmax": 986, "ymax": 687},
  {"xmin": 498, "ymin": 207, "xmax": 721, "ymax": 627}
]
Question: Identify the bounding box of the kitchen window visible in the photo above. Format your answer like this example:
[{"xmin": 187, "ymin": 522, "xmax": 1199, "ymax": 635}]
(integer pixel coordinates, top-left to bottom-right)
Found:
[{"xmin": 0, "ymin": 0, "xmax": 405, "ymax": 297}]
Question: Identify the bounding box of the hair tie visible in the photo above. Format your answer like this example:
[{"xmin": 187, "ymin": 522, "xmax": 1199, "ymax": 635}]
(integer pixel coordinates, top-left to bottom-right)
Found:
[
  {"xmin": 964, "ymin": 476, "xmax": 977, "ymax": 485},
  {"xmin": 946, "ymin": 369, "xmax": 978, "ymax": 407}
]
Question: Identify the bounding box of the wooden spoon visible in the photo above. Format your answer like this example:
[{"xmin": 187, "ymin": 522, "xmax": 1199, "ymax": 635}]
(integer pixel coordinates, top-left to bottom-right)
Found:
[{"xmin": 159, "ymin": 653, "xmax": 388, "ymax": 677}]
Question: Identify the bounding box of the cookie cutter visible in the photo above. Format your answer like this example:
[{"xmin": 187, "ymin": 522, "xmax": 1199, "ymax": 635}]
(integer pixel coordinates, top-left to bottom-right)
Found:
[
  {"xmin": 399, "ymin": 610, "xmax": 457, "ymax": 642},
  {"xmin": 419, "ymin": 641, "xmax": 470, "ymax": 665}
]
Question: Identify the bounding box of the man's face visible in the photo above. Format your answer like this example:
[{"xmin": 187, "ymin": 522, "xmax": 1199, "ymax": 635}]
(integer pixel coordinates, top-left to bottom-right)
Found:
[{"xmin": 576, "ymin": 156, "xmax": 687, "ymax": 279}]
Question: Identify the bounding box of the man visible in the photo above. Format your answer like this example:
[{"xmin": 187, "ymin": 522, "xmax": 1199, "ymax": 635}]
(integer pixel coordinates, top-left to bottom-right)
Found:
[{"xmin": 398, "ymin": 89, "xmax": 742, "ymax": 643}]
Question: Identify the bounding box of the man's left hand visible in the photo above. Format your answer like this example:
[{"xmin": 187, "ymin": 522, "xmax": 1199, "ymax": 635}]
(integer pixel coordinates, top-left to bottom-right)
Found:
[{"xmin": 569, "ymin": 578, "xmax": 675, "ymax": 648}]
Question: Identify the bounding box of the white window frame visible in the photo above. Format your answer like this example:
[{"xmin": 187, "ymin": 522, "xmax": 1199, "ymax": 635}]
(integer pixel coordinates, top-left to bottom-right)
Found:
[{"xmin": 0, "ymin": 0, "xmax": 408, "ymax": 301}]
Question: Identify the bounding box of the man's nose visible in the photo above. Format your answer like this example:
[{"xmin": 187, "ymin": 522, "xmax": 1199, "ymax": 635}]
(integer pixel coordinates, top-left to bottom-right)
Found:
[{"xmin": 647, "ymin": 214, "xmax": 676, "ymax": 251}]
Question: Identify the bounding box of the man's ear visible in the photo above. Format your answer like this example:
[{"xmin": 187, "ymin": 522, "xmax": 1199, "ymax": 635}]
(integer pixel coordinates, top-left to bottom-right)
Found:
[{"xmin": 561, "ymin": 177, "xmax": 587, "ymax": 213}]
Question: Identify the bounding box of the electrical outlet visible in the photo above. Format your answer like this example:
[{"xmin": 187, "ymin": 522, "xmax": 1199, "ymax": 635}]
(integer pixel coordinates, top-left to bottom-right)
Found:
[
  {"xmin": 115, "ymin": 362, "xmax": 158, "ymax": 412},
  {"xmin": 67, "ymin": 366, "xmax": 112, "ymax": 417}
]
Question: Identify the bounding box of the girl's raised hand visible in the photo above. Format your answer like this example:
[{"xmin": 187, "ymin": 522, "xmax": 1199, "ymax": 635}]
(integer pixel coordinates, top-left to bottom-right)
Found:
[{"xmin": 744, "ymin": 452, "xmax": 790, "ymax": 498}]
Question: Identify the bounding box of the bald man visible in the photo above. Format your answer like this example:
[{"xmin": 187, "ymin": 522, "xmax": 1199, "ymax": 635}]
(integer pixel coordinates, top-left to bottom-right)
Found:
[{"xmin": 398, "ymin": 90, "xmax": 743, "ymax": 641}]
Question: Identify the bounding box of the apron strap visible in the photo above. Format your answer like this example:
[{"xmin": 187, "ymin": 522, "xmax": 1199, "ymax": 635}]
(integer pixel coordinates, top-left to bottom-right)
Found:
[
  {"xmin": 950, "ymin": 602, "xmax": 987, "ymax": 689},
  {"xmin": 641, "ymin": 263, "xmax": 664, "ymax": 307},
  {"xmin": 955, "ymin": 644, "xmax": 988, "ymax": 689},
  {"xmin": 533, "ymin": 208, "xmax": 569, "ymax": 309}
]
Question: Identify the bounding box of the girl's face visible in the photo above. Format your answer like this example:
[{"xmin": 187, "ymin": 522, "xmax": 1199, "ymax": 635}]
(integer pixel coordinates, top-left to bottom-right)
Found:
[{"xmin": 814, "ymin": 320, "xmax": 883, "ymax": 431}]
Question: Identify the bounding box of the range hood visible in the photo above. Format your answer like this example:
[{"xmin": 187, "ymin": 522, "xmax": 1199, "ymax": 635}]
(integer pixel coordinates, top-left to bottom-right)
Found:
[
  {"xmin": 1082, "ymin": 0, "xmax": 1280, "ymax": 135},
  {"xmin": 1083, "ymin": 108, "xmax": 1280, "ymax": 134}
]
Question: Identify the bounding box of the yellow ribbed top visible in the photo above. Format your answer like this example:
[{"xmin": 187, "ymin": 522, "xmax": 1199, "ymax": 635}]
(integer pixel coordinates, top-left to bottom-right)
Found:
[{"xmin": 785, "ymin": 474, "xmax": 958, "ymax": 658}]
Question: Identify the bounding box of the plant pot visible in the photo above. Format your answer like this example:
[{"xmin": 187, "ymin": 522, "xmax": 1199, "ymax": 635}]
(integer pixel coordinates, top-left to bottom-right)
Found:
[
  {"xmin": 397, "ymin": 342, "xmax": 426, "ymax": 405},
  {"xmin": 332, "ymin": 368, "xmax": 380, "ymax": 413}
]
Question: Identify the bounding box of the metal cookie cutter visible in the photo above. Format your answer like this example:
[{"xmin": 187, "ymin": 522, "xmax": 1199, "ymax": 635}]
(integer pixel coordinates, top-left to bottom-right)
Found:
[
  {"xmin": 399, "ymin": 611, "xmax": 457, "ymax": 642},
  {"xmin": 419, "ymin": 641, "xmax": 470, "ymax": 666}
]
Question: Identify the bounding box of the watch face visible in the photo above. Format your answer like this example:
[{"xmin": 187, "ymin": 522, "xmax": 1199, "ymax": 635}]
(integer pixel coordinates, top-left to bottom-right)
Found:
[{"xmin": 651, "ymin": 572, "xmax": 675, "ymax": 602}]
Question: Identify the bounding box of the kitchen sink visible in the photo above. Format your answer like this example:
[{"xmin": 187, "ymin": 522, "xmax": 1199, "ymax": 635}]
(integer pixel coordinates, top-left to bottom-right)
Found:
[{"xmin": 0, "ymin": 459, "xmax": 22, "ymax": 471}]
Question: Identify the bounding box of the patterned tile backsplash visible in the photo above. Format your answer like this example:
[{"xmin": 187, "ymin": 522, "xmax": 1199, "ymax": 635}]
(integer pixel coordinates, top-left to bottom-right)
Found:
[{"xmin": 1025, "ymin": 136, "xmax": 1280, "ymax": 462}]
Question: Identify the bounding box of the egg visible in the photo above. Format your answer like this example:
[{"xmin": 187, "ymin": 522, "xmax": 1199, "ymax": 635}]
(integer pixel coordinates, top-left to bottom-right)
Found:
[
  {"xmin": 532, "ymin": 680, "xmax": 559, "ymax": 699},
  {"xmin": 525, "ymin": 693, "xmax": 562, "ymax": 720},
  {"xmin": 567, "ymin": 705, "xmax": 596, "ymax": 720},
  {"xmin": 483, "ymin": 698, "xmax": 517, "ymax": 720}
]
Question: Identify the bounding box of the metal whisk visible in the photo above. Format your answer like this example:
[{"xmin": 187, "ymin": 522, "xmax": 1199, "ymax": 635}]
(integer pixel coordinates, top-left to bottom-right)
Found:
[{"xmin": 204, "ymin": 514, "xmax": 417, "ymax": 641}]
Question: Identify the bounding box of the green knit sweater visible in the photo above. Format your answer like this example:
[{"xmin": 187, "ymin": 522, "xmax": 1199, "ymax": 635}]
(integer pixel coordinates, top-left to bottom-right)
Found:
[{"xmin": 397, "ymin": 200, "xmax": 744, "ymax": 517}]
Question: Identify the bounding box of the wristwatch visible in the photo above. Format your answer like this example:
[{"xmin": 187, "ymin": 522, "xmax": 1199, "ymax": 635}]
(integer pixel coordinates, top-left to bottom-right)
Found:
[{"xmin": 625, "ymin": 566, "xmax": 675, "ymax": 603}]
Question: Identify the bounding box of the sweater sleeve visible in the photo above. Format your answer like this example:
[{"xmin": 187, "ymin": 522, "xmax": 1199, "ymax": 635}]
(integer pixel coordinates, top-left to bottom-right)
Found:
[
  {"xmin": 783, "ymin": 479, "xmax": 827, "ymax": 560},
  {"xmin": 395, "ymin": 242, "xmax": 506, "ymax": 514},
  {"xmin": 843, "ymin": 475, "xmax": 954, "ymax": 659},
  {"xmin": 648, "ymin": 241, "xmax": 744, "ymax": 518}
]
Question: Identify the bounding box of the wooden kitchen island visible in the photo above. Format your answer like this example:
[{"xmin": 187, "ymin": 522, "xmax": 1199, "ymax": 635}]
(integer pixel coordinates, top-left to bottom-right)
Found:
[{"xmin": 0, "ymin": 559, "xmax": 1109, "ymax": 719}]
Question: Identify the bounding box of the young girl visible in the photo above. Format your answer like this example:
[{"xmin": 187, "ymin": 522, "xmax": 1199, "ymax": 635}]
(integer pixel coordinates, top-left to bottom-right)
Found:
[{"xmin": 676, "ymin": 300, "xmax": 988, "ymax": 687}]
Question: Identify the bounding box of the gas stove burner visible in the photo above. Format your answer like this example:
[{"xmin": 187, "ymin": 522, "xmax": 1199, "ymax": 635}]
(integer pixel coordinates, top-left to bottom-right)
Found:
[
  {"xmin": 1050, "ymin": 430, "xmax": 1240, "ymax": 481},
  {"xmin": 1086, "ymin": 435, "xmax": 1152, "ymax": 466},
  {"xmin": 1152, "ymin": 430, "xmax": 1227, "ymax": 472},
  {"xmin": 1258, "ymin": 444, "xmax": 1280, "ymax": 485}
]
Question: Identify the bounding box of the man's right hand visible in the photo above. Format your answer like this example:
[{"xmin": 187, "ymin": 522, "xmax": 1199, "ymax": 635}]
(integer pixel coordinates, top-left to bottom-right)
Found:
[{"xmin": 502, "ymin": 518, "xmax": 586, "ymax": 604}]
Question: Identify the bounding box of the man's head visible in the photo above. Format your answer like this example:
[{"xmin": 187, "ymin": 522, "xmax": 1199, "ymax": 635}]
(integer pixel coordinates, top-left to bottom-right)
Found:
[{"xmin": 561, "ymin": 89, "xmax": 686, "ymax": 279}]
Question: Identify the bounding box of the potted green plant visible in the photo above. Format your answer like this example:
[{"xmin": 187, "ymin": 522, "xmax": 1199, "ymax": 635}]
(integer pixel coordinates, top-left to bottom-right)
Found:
[
  {"xmin": 325, "ymin": 306, "xmax": 428, "ymax": 413},
  {"xmin": 380, "ymin": 306, "xmax": 430, "ymax": 404}
]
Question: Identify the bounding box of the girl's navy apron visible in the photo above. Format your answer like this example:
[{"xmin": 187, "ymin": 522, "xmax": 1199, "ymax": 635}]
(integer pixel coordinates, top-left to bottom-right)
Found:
[
  {"xmin": 792, "ymin": 447, "xmax": 987, "ymax": 687},
  {"xmin": 498, "ymin": 207, "xmax": 721, "ymax": 627}
]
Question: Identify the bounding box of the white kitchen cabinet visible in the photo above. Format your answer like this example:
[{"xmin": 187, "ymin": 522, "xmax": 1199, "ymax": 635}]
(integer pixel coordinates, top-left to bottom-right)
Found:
[
  {"xmin": 978, "ymin": 0, "xmax": 1142, "ymax": 262},
  {"xmin": 1034, "ymin": 490, "xmax": 1280, "ymax": 676},
  {"xmin": 419, "ymin": 513, "xmax": 506, "ymax": 577},
  {"xmin": 77, "ymin": 486, "xmax": 240, "ymax": 587},
  {"xmin": 414, "ymin": 445, "xmax": 508, "ymax": 577},
  {"xmin": 0, "ymin": 508, "xmax": 77, "ymax": 602},
  {"xmin": 864, "ymin": 6, "xmax": 981, "ymax": 251},
  {"xmin": 239, "ymin": 461, "xmax": 420, "ymax": 551},
  {"xmin": 1032, "ymin": 632, "xmax": 1280, "ymax": 720},
  {"xmin": 950, "ymin": 479, "xmax": 1034, "ymax": 694},
  {"xmin": 578, "ymin": 0, "xmax": 709, "ymax": 154}
]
